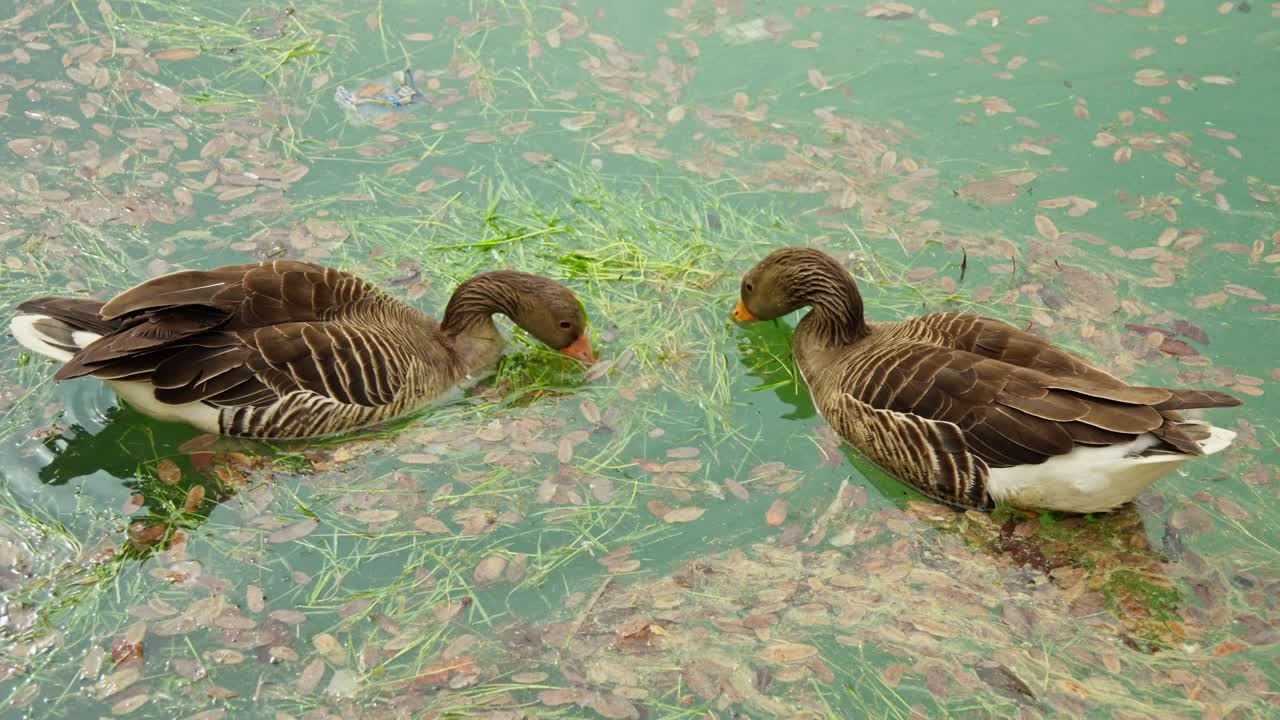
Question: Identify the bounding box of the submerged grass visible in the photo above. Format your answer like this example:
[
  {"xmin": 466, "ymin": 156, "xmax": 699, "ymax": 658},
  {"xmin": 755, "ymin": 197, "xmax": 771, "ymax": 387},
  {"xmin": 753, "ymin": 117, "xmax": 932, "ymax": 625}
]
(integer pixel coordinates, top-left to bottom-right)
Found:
[
  {"xmin": 98, "ymin": 0, "xmax": 333, "ymax": 84},
  {"xmin": 0, "ymin": 111, "xmax": 1054, "ymax": 701},
  {"xmin": 0, "ymin": 148, "xmax": 1024, "ymax": 715},
  {"xmin": 2, "ymin": 0, "xmax": 1277, "ymax": 716}
]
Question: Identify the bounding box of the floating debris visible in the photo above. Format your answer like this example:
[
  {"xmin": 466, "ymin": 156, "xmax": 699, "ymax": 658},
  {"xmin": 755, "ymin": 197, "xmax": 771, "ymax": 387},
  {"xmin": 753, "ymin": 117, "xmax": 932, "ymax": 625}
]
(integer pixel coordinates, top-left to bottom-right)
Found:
[
  {"xmin": 334, "ymin": 67, "xmax": 430, "ymax": 125},
  {"xmin": 0, "ymin": 1, "xmax": 1273, "ymax": 718}
]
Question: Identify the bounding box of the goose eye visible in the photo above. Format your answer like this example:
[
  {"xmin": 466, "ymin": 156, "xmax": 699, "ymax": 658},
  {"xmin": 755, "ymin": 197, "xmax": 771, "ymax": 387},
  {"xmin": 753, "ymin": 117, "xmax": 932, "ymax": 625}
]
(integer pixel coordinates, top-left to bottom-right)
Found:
[
  {"xmin": 559, "ymin": 320, "xmax": 572, "ymax": 330},
  {"xmin": 744, "ymin": 282, "xmax": 754, "ymax": 293}
]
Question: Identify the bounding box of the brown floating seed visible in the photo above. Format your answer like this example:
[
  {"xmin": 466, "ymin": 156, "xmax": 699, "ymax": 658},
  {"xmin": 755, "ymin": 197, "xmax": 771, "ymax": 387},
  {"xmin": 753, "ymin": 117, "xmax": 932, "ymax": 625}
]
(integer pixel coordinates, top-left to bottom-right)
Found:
[
  {"xmin": 155, "ymin": 459, "xmax": 181, "ymax": 485},
  {"xmin": 267, "ymin": 518, "xmax": 318, "ymax": 544},
  {"xmin": 756, "ymin": 643, "xmax": 818, "ymax": 664},
  {"xmin": 766, "ymin": 499, "xmax": 788, "ymax": 526},
  {"xmin": 246, "ymin": 585, "xmax": 265, "ymax": 614},
  {"xmin": 473, "ymin": 554, "xmax": 507, "ymax": 583},
  {"xmin": 296, "ymin": 658, "xmax": 326, "ymax": 695},
  {"xmin": 580, "ymin": 399, "xmax": 602, "ymax": 424},
  {"xmin": 182, "ymin": 485, "xmax": 205, "ymax": 512},
  {"xmin": 663, "ymin": 507, "xmax": 705, "ymax": 523}
]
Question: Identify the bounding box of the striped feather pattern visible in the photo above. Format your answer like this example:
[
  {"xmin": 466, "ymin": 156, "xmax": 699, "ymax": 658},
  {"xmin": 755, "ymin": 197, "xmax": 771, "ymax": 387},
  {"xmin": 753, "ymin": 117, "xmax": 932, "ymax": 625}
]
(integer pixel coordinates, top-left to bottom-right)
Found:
[
  {"xmin": 15, "ymin": 261, "xmax": 590, "ymax": 439},
  {"xmin": 739, "ymin": 247, "xmax": 1243, "ymax": 511},
  {"xmin": 825, "ymin": 392, "xmax": 992, "ymax": 508}
]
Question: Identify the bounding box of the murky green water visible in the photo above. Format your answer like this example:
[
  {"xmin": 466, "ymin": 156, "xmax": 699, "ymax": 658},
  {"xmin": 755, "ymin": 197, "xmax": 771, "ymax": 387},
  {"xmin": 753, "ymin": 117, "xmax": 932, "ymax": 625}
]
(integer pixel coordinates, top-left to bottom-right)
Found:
[{"xmin": 1, "ymin": 1, "xmax": 1277, "ymax": 717}]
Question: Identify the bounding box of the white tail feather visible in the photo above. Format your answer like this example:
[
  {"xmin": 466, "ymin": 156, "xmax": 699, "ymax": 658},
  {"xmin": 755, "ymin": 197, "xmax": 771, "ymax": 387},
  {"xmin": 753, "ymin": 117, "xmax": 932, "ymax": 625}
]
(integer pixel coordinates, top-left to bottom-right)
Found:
[
  {"xmin": 10, "ymin": 314, "xmax": 100, "ymax": 362},
  {"xmin": 1120, "ymin": 423, "xmax": 1236, "ymax": 465},
  {"xmin": 989, "ymin": 425, "xmax": 1238, "ymax": 513},
  {"xmin": 12, "ymin": 313, "xmax": 221, "ymax": 432},
  {"xmin": 1197, "ymin": 424, "xmax": 1236, "ymax": 456}
]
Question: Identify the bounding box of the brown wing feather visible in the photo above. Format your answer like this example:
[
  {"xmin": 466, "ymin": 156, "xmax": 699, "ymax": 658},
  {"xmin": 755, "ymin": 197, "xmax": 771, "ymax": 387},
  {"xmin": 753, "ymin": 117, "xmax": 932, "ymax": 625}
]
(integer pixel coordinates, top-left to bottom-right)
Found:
[
  {"xmin": 74, "ymin": 350, "xmax": 173, "ymax": 382},
  {"xmin": 54, "ymin": 308, "xmax": 226, "ymax": 380},
  {"xmin": 962, "ymin": 430, "xmax": 1030, "ymax": 468},
  {"xmin": 919, "ymin": 313, "xmax": 1227, "ymax": 407},
  {"xmin": 861, "ymin": 351, "xmax": 1071, "ymax": 467},
  {"xmin": 1076, "ymin": 399, "xmax": 1163, "ymax": 433},
  {"xmin": 1154, "ymin": 389, "xmax": 1243, "ymax": 410},
  {"xmin": 98, "ymin": 260, "xmax": 375, "ymax": 323},
  {"xmin": 920, "ymin": 313, "xmax": 1173, "ymax": 396},
  {"xmin": 1149, "ymin": 423, "xmax": 1206, "ymax": 455},
  {"xmin": 151, "ymin": 344, "xmax": 251, "ymax": 389},
  {"xmin": 926, "ymin": 313, "xmax": 1126, "ymax": 384},
  {"xmin": 996, "ymin": 389, "xmax": 1091, "ymax": 422},
  {"xmin": 1059, "ymin": 420, "xmax": 1134, "ymax": 447},
  {"xmin": 971, "ymin": 405, "xmax": 1076, "ymax": 461},
  {"xmin": 52, "ymin": 261, "xmax": 421, "ymax": 410},
  {"xmin": 810, "ymin": 328, "xmax": 1235, "ymax": 474},
  {"xmin": 99, "ymin": 263, "xmax": 264, "ymax": 319},
  {"xmin": 15, "ymin": 297, "xmax": 115, "ymax": 334},
  {"xmin": 154, "ymin": 365, "xmax": 264, "ymax": 405},
  {"xmin": 239, "ymin": 264, "xmax": 320, "ymax": 324}
]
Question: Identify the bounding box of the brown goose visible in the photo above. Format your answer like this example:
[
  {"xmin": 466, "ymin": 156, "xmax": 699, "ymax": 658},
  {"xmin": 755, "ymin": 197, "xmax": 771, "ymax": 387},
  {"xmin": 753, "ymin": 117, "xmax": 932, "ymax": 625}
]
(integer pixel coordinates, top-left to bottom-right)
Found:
[
  {"xmin": 732, "ymin": 247, "xmax": 1242, "ymax": 513},
  {"xmin": 10, "ymin": 260, "xmax": 593, "ymax": 439}
]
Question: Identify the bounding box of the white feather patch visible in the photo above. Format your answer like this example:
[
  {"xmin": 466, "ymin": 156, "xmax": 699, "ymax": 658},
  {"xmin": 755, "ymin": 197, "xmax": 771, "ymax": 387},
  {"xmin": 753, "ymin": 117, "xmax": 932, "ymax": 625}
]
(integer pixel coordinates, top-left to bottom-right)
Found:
[
  {"xmin": 107, "ymin": 380, "xmax": 221, "ymax": 433},
  {"xmin": 1197, "ymin": 424, "xmax": 1236, "ymax": 456},
  {"xmin": 988, "ymin": 426, "xmax": 1236, "ymax": 513},
  {"xmin": 10, "ymin": 314, "xmax": 76, "ymax": 362},
  {"xmin": 71, "ymin": 330, "xmax": 103, "ymax": 348}
]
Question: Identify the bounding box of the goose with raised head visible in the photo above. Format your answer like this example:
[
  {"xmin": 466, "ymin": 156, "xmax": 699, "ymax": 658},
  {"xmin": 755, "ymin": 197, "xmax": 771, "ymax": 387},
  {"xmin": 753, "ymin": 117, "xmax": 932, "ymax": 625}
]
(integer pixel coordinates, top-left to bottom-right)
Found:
[
  {"xmin": 732, "ymin": 247, "xmax": 1242, "ymax": 514},
  {"xmin": 10, "ymin": 260, "xmax": 593, "ymax": 439}
]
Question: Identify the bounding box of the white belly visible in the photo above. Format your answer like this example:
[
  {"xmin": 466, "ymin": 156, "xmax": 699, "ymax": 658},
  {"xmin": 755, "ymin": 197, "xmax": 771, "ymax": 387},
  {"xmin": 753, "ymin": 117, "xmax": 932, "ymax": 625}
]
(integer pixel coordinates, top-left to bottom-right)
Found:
[
  {"xmin": 107, "ymin": 380, "xmax": 221, "ymax": 433},
  {"xmin": 986, "ymin": 430, "xmax": 1230, "ymax": 514}
]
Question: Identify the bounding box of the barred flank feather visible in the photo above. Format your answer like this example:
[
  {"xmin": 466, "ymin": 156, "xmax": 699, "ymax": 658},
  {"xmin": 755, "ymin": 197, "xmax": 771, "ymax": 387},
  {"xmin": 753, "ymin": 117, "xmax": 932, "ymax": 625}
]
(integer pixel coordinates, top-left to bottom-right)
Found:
[{"xmin": 827, "ymin": 393, "xmax": 993, "ymax": 509}]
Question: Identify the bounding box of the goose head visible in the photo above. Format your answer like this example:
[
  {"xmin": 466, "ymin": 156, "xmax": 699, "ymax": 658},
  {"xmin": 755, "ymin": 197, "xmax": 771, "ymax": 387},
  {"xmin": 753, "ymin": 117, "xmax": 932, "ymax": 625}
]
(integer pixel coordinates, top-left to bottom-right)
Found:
[
  {"xmin": 510, "ymin": 277, "xmax": 593, "ymax": 363},
  {"xmin": 732, "ymin": 247, "xmax": 868, "ymax": 342},
  {"xmin": 444, "ymin": 271, "xmax": 594, "ymax": 363}
]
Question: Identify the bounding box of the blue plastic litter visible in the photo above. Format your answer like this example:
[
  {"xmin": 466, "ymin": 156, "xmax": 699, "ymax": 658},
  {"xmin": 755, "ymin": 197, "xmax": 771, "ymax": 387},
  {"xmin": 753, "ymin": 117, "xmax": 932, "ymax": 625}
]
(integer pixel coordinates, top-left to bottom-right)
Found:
[{"xmin": 334, "ymin": 67, "xmax": 429, "ymax": 124}]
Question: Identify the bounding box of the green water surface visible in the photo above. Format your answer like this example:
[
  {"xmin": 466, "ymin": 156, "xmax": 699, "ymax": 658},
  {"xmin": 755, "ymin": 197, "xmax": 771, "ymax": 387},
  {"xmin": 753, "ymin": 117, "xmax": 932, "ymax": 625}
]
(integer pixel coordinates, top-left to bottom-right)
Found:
[{"xmin": 0, "ymin": 1, "xmax": 1277, "ymax": 718}]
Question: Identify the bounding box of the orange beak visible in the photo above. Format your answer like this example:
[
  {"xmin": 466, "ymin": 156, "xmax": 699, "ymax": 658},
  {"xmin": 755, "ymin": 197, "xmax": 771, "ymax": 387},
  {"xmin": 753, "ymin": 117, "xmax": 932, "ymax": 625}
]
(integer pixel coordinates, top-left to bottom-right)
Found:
[
  {"xmin": 732, "ymin": 299, "xmax": 759, "ymax": 322},
  {"xmin": 560, "ymin": 332, "xmax": 595, "ymax": 364}
]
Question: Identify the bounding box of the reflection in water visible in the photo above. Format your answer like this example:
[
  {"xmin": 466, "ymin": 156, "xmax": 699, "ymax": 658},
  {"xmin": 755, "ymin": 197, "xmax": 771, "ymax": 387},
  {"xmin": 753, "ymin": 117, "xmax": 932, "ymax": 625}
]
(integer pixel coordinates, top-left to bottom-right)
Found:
[
  {"xmin": 0, "ymin": 0, "xmax": 1273, "ymax": 714},
  {"xmin": 34, "ymin": 406, "xmax": 183, "ymax": 487},
  {"xmin": 732, "ymin": 319, "xmax": 814, "ymax": 421},
  {"xmin": 24, "ymin": 396, "xmax": 280, "ymax": 560},
  {"xmin": 954, "ymin": 502, "xmax": 1188, "ymax": 651},
  {"xmin": 9, "ymin": 377, "xmax": 169, "ymax": 487}
]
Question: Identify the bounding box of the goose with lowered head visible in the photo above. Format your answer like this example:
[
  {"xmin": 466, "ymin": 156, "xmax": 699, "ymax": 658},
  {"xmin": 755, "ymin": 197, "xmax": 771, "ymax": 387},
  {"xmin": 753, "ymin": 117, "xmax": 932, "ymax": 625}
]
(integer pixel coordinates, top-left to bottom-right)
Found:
[{"xmin": 11, "ymin": 260, "xmax": 593, "ymax": 439}]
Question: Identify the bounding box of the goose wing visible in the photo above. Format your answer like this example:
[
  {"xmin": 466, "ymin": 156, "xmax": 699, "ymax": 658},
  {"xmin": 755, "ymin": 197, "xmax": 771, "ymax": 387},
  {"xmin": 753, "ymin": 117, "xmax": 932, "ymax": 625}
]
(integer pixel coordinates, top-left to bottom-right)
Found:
[
  {"xmin": 912, "ymin": 312, "xmax": 1126, "ymax": 383},
  {"xmin": 911, "ymin": 313, "xmax": 1240, "ymax": 408},
  {"xmin": 901, "ymin": 314, "xmax": 1242, "ymax": 445},
  {"xmin": 54, "ymin": 261, "xmax": 427, "ymax": 409},
  {"xmin": 99, "ymin": 260, "xmax": 382, "ymax": 325},
  {"xmin": 849, "ymin": 346, "xmax": 1170, "ymax": 468},
  {"xmin": 820, "ymin": 340, "xmax": 1239, "ymax": 507}
]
